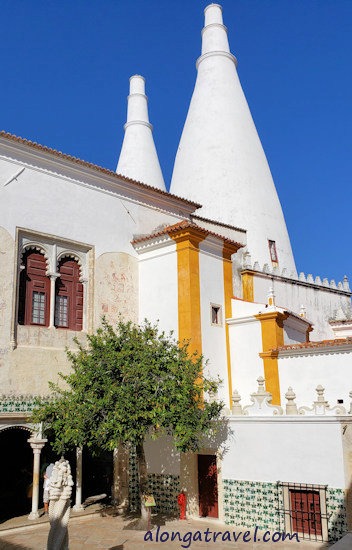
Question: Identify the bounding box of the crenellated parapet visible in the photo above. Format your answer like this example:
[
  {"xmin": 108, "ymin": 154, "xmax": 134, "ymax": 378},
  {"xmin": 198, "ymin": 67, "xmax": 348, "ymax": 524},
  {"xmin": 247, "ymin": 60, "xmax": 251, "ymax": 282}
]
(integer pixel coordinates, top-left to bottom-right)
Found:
[{"xmin": 242, "ymin": 253, "xmax": 351, "ymax": 295}]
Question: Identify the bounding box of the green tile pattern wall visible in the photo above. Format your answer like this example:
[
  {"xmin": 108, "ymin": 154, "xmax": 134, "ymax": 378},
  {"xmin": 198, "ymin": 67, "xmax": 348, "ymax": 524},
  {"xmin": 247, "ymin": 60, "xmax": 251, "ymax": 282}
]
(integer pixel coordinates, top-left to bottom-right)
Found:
[
  {"xmin": 128, "ymin": 447, "xmax": 180, "ymax": 514},
  {"xmin": 326, "ymin": 487, "xmax": 348, "ymax": 542},
  {"xmin": 223, "ymin": 480, "xmax": 348, "ymax": 543},
  {"xmin": 223, "ymin": 479, "xmax": 283, "ymax": 531}
]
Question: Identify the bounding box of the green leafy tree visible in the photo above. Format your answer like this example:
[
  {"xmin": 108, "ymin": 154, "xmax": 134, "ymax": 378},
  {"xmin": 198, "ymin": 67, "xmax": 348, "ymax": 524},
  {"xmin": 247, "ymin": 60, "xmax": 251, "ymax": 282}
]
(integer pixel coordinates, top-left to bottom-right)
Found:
[{"xmin": 32, "ymin": 318, "xmax": 223, "ymax": 521}]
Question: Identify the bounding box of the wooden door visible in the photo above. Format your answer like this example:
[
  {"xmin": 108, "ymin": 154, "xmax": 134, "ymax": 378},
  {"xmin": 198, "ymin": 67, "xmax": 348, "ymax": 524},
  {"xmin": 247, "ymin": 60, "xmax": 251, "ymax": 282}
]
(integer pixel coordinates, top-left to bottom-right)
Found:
[
  {"xmin": 198, "ymin": 454, "xmax": 218, "ymax": 518},
  {"xmin": 290, "ymin": 490, "xmax": 322, "ymax": 536}
]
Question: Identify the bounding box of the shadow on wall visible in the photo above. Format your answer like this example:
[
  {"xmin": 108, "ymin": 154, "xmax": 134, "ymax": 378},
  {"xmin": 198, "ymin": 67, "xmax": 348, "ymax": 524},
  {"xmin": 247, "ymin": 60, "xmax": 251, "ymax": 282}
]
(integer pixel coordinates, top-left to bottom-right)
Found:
[{"xmin": 0, "ymin": 540, "xmax": 30, "ymax": 549}]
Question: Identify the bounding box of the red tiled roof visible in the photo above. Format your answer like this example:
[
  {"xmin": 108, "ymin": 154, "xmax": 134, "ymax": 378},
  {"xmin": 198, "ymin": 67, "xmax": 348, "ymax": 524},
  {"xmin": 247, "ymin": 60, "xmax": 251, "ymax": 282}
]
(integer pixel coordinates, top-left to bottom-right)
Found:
[
  {"xmin": 275, "ymin": 337, "xmax": 352, "ymax": 352},
  {"xmin": 131, "ymin": 220, "xmax": 243, "ymax": 249},
  {"xmin": 191, "ymin": 214, "xmax": 246, "ymax": 234},
  {"xmin": 0, "ymin": 131, "xmax": 201, "ymax": 208}
]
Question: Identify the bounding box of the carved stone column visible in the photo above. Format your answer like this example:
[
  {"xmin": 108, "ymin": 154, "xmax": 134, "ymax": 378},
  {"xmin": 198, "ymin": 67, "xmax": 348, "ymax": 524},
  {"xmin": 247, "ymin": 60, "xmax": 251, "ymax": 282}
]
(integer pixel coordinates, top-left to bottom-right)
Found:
[
  {"xmin": 28, "ymin": 438, "xmax": 47, "ymax": 520},
  {"xmin": 48, "ymin": 273, "xmax": 59, "ymax": 328},
  {"xmin": 73, "ymin": 446, "xmax": 84, "ymax": 511}
]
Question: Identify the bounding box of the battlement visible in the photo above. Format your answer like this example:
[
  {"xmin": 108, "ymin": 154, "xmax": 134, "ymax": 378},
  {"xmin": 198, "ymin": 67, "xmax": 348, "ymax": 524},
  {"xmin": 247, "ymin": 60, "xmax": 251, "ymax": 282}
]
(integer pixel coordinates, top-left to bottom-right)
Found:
[{"xmin": 242, "ymin": 253, "xmax": 351, "ymax": 294}]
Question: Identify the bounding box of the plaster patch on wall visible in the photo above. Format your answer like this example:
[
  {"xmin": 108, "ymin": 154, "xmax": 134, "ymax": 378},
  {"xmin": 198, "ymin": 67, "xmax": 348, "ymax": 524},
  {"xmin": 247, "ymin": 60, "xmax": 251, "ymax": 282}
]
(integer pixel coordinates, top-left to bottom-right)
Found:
[{"xmin": 95, "ymin": 252, "xmax": 138, "ymax": 327}]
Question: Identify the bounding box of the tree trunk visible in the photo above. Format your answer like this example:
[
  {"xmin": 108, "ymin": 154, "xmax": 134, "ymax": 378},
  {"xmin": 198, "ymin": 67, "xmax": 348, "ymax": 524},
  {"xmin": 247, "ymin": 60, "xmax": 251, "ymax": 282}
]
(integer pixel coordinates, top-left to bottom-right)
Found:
[{"xmin": 136, "ymin": 441, "xmax": 149, "ymax": 525}]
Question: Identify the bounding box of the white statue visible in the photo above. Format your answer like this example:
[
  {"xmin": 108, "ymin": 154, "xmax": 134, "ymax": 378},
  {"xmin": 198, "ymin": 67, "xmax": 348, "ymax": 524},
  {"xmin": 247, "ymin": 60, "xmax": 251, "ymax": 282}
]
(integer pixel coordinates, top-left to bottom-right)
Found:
[{"xmin": 47, "ymin": 458, "xmax": 74, "ymax": 550}]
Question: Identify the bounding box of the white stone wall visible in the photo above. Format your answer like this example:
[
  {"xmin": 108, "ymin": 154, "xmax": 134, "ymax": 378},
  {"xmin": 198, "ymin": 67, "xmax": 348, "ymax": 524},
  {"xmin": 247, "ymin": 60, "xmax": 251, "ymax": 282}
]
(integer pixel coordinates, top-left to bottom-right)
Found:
[
  {"xmin": 227, "ymin": 299, "xmax": 265, "ymax": 401},
  {"xmin": 252, "ymin": 271, "xmax": 351, "ymax": 341},
  {"xmin": 199, "ymin": 238, "xmax": 229, "ymax": 405},
  {"xmin": 0, "ymin": 157, "xmax": 182, "ymax": 258},
  {"xmin": 279, "ymin": 350, "xmax": 352, "ymax": 406},
  {"xmin": 0, "ymin": 142, "xmax": 192, "ymax": 396},
  {"xmin": 137, "ymin": 240, "xmax": 178, "ymax": 335},
  {"xmin": 144, "ymin": 435, "xmax": 180, "ymax": 476},
  {"xmin": 222, "ymin": 417, "xmax": 348, "ymax": 488}
]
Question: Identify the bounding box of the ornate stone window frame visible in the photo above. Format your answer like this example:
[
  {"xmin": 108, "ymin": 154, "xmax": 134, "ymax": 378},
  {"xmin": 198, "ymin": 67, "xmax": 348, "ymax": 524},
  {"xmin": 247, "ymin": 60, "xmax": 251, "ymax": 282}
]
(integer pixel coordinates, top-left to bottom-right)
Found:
[{"xmin": 11, "ymin": 228, "xmax": 94, "ymax": 348}]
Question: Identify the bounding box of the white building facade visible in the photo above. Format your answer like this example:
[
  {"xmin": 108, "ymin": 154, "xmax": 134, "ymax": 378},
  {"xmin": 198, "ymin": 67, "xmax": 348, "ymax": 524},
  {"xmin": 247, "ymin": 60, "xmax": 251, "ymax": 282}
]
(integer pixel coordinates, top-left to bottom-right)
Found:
[{"xmin": 0, "ymin": 3, "xmax": 351, "ymax": 544}]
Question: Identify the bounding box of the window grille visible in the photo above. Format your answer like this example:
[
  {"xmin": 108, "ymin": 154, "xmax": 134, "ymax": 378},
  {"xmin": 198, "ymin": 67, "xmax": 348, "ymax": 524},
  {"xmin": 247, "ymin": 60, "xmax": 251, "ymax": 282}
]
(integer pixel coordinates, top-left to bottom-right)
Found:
[{"xmin": 278, "ymin": 482, "xmax": 328, "ymax": 542}]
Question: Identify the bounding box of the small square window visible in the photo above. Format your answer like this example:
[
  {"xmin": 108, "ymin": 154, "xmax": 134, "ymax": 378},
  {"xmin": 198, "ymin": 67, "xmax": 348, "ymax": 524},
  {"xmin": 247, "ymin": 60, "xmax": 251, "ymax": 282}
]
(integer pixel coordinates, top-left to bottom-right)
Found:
[{"xmin": 211, "ymin": 304, "xmax": 222, "ymax": 326}]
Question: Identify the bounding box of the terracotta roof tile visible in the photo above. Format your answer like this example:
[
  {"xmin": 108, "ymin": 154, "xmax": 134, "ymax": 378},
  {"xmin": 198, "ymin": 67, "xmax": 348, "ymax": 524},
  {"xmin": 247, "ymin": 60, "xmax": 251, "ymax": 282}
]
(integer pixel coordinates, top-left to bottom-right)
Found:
[
  {"xmin": 275, "ymin": 337, "xmax": 352, "ymax": 352},
  {"xmin": 131, "ymin": 220, "xmax": 243, "ymax": 249},
  {"xmin": 0, "ymin": 131, "xmax": 201, "ymax": 208}
]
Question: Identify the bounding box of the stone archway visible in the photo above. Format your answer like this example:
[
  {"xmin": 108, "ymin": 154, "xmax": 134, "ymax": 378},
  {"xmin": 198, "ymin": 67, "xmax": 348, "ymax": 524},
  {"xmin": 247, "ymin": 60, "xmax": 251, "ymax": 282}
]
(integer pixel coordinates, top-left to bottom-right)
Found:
[{"xmin": 0, "ymin": 426, "xmax": 33, "ymax": 521}]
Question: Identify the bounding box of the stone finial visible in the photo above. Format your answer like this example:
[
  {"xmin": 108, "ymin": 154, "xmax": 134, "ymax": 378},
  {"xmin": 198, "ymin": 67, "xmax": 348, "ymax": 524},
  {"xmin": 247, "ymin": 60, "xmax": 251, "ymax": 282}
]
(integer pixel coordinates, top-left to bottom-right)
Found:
[
  {"xmin": 323, "ymin": 278, "xmax": 329, "ymax": 287},
  {"xmin": 299, "ymin": 272, "xmax": 306, "ymax": 282},
  {"xmin": 285, "ymin": 387, "xmax": 298, "ymax": 415},
  {"xmin": 253, "ymin": 261, "xmax": 260, "ymax": 271},
  {"xmin": 231, "ymin": 389, "xmax": 243, "ymax": 415},
  {"xmin": 242, "ymin": 376, "xmax": 283, "ymax": 416},
  {"xmin": 343, "ymin": 276, "xmax": 351, "ymax": 292},
  {"xmin": 299, "ymin": 305, "xmax": 306, "ymax": 318},
  {"xmin": 299, "ymin": 384, "xmax": 347, "ymax": 416},
  {"xmin": 267, "ymin": 287, "xmax": 276, "ymax": 309},
  {"xmin": 307, "ymin": 274, "xmax": 314, "ymax": 283},
  {"xmin": 242, "ymin": 251, "xmax": 252, "ymax": 269},
  {"xmin": 315, "ymin": 276, "xmax": 322, "ymax": 285},
  {"xmin": 330, "ymin": 279, "xmax": 337, "ymax": 289},
  {"xmin": 262, "ymin": 263, "xmax": 271, "ymax": 274}
]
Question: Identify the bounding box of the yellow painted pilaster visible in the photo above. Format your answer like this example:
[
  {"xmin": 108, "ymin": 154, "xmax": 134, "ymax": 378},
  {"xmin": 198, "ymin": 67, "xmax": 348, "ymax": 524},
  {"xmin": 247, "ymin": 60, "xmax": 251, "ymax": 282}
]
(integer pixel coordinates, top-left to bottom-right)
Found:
[
  {"xmin": 223, "ymin": 243, "xmax": 238, "ymax": 408},
  {"xmin": 255, "ymin": 311, "xmax": 288, "ymax": 405},
  {"xmin": 242, "ymin": 271, "xmax": 254, "ymax": 302},
  {"xmin": 170, "ymin": 227, "xmax": 204, "ymax": 357}
]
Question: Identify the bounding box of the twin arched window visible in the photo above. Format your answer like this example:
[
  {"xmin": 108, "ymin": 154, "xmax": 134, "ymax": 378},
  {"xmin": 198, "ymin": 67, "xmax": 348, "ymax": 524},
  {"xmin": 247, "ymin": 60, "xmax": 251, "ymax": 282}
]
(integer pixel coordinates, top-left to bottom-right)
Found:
[{"xmin": 18, "ymin": 251, "xmax": 83, "ymax": 331}]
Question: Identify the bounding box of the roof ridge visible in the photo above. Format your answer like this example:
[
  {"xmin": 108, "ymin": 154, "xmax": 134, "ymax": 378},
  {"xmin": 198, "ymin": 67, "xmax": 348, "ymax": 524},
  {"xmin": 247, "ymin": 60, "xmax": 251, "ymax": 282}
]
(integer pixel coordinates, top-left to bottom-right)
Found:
[{"xmin": 0, "ymin": 131, "xmax": 201, "ymax": 208}]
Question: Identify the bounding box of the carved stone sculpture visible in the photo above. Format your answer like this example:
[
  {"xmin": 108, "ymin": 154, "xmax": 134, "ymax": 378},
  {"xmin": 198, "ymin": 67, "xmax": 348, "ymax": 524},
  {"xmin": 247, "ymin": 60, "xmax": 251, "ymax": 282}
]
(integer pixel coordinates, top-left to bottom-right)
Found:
[{"xmin": 47, "ymin": 458, "xmax": 74, "ymax": 550}]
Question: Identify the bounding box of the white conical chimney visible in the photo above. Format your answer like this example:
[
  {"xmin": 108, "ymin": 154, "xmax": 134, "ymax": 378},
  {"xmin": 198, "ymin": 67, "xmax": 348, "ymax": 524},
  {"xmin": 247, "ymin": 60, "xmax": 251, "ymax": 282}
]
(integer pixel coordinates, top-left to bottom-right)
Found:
[
  {"xmin": 170, "ymin": 4, "xmax": 296, "ymax": 273},
  {"xmin": 116, "ymin": 75, "xmax": 166, "ymax": 191}
]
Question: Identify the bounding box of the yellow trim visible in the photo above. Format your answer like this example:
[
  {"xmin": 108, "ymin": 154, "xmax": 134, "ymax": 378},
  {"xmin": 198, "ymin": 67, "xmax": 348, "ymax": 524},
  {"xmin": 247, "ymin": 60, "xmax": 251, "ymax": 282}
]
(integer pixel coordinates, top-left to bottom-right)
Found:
[
  {"xmin": 223, "ymin": 244, "xmax": 237, "ymax": 408},
  {"xmin": 255, "ymin": 311, "xmax": 288, "ymax": 405},
  {"xmin": 169, "ymin": 227, "xmax": 204, "ymax": 357},
  {"xmin": 242, "ymin": 271, "xmax": 254, "ymax": 302}
]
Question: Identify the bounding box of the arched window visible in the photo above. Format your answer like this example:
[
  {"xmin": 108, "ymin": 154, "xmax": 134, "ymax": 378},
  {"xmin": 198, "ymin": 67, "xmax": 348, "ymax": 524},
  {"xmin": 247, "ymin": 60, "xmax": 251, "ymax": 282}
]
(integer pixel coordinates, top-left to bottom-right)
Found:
[
  {"xmin": 18, "ymin": 251, "xmax": 50, "ymax": 326},
  {"xmin": 55, "ymin": 258, "xmax": 83, "ymax": 331}
]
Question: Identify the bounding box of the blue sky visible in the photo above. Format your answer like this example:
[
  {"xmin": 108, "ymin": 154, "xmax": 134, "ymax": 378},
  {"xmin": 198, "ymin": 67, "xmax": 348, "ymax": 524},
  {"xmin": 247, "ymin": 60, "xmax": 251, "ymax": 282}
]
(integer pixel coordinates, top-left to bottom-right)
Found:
[{"xmin": 1, "ymin": 1, "xmax": 351, "ymax": 283}]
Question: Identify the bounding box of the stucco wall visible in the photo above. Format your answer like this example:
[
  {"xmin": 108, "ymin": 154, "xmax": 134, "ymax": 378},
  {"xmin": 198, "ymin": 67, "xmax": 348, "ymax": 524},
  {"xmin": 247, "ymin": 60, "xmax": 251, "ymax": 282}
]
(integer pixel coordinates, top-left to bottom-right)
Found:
[
  {"xmin": 199, "ymin": 240, "xmax": 229, "ymax": 404},
  {"xmin": 94, "ymin": 252, "xmax": 138, "ymax": 327},
  {"xmin": 222, "ymin": 417, "xmax": 347, "ymax": 488},
  {"xmin": 137, "ymin": 241, "xmax": 178, "ymax": 335},
  {"xmin": 144, "ymin": 435, "xmax": 180, "ymax": 476},
  {"xmin": 279, "ymin": 351, "xmax": 352, "ymax": 406},
  {"xmin": 253, "ymin": 273, "xmax": 350, "ymax": 341},
  {"xmin": 228, "ymin": 299, "xmax": 264, "ymax": 400}
]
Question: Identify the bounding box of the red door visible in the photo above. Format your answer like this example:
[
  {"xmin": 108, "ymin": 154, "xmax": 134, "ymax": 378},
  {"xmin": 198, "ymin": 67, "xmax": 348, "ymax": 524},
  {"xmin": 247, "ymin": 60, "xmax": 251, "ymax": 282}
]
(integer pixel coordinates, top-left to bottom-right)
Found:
[
  {"xmin": 290, "ymin": 490, "xmax": 322, "ymax": 536},
  {"xmin": 198, "ymin": 454, "xmax": 218, "ymax": 518}
]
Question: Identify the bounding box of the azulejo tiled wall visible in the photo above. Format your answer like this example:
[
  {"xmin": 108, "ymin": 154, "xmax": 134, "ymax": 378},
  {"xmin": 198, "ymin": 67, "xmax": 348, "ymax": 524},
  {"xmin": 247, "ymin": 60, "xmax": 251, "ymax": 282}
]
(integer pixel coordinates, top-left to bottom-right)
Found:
[
  {"xmin": 128, "ymin": 448, "xmax": 180, "ymax": 514},
  {"xmin": 326, "ymin": 487, "xmax": 348, "ymax": 542},
  {"xmin": 223, "ymin": 479, "xmax": 283, "ymax": 532},
  {"xmin": 223, "ymin": 480, "xmax": 348, "ymax": 543}
]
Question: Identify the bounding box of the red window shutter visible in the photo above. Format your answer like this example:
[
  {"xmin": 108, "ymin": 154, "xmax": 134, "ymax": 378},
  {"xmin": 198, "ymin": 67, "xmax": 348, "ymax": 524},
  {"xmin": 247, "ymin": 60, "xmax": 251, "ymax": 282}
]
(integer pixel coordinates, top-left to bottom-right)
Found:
[
  {"xmin": 19, "ymin": 252, "xmax": 50, "ymax": 326},
  {"xmin": 56, "ymin": 259, "xmax": 83, "ymax": 331}
]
